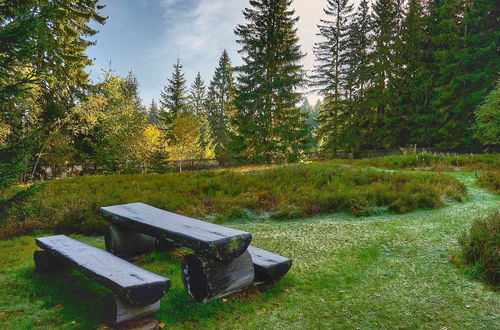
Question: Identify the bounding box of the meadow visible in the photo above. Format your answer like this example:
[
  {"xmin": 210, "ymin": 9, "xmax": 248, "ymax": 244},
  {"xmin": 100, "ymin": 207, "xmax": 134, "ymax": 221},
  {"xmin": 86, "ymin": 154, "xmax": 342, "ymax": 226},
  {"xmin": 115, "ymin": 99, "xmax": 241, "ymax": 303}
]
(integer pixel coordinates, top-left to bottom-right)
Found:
[
  {"xmin": 0, "ymin": 171, "xmax": 498, "ymax": 329},
  {"xmin": 0, "ymin": 161, "xmax": 467, "ymax": 238}
]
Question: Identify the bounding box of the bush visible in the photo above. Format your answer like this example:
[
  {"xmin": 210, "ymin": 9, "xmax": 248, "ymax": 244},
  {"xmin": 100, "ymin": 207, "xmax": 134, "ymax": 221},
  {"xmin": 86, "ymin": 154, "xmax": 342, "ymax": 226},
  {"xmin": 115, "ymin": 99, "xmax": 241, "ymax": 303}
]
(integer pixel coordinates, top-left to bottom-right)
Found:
[
  {"xmin": 476, "ymin": 170, "xmax": 500, "ymax": 194},
  {"xmin": 0, "ymin": 162, "xmax": 467, "ymax": 238},
  {"xmin": 354, "ymin": 153, "xmax": 499, "ymax": 171},
  {"xmin": 459, "ymin": 210, "xmax": 500, "ymax": 287}
]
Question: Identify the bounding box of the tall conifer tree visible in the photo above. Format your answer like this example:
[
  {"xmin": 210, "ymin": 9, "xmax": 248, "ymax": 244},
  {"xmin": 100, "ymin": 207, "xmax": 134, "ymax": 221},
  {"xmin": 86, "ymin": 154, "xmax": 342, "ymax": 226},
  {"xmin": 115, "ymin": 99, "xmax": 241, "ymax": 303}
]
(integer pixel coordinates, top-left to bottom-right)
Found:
[
  {"xmin": 148, "ymin": 99, "xmax": 160, "ymax": 125},
  {"xmin": 159, "ymin": 58, "xmax": 188, "ymax": 125},
  {"xmin": 312, "ymin": 0, "xmax": 353, "ymax": 155},
  {"xmin": 233, "ymin": 0, "xmax": 308, "ymax": 162},
  {"xmin": 206, "ymin": 50, "xmax": 236, "ymax": 159},
  {"xmin": 369, "ymin": 0, "xmax": 403, "ymax": 147},
  {"xmin": 189, "ymin": 72, "xmax": 207, "ymax": 117}
]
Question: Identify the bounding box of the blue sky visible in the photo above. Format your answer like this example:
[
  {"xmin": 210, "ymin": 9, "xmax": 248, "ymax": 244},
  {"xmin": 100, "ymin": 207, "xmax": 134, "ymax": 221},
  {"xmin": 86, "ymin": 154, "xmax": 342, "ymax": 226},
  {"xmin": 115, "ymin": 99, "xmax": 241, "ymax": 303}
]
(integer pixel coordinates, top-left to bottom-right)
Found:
[{"xmin": 85, "ymin": 0, "xmax": 328, "ymax": 106}]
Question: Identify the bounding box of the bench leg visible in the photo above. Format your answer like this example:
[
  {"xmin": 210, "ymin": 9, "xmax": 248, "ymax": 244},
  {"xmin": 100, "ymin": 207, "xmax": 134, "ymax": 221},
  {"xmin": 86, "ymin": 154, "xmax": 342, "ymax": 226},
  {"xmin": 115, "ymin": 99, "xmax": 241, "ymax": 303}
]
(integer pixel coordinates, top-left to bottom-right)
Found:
[
  {"xmin": 101, "ymin": 293, "xmax": 160, "ymax": 327},
  {"xmin": 33, "ymin": 250, "xmax": 70, "ymax": 273},
  {"xmin": 105, "ymin": 225, "xmax": 157, "ymax": 258},
  {"xmin": 181, "ymin": 251, "xmax": 255, "ymax": 302}
]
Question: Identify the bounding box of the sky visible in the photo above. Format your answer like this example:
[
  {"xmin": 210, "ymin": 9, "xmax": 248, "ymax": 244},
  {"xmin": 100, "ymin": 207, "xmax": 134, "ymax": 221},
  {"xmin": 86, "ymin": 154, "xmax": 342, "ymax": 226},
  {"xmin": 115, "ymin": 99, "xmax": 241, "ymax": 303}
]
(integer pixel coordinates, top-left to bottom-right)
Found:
[{"xmin": 85, "ymin": 0, "xmax": 332, "ymax": 107}]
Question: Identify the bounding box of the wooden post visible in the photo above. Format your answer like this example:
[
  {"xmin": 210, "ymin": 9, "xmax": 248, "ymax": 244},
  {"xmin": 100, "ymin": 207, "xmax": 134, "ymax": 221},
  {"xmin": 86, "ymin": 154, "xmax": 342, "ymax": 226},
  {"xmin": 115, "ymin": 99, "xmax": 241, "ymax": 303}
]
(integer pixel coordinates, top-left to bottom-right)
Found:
[
  {"xmin": 105, "ymin": 225, "xmax": 157, "ymax": 258},
  {"xmin": 101, "ymin": 293, "xmax": 160, "ymax": 327},
  {"xmin": 181, "ymin": 251, "xmax": 254, "ymax": 302}
]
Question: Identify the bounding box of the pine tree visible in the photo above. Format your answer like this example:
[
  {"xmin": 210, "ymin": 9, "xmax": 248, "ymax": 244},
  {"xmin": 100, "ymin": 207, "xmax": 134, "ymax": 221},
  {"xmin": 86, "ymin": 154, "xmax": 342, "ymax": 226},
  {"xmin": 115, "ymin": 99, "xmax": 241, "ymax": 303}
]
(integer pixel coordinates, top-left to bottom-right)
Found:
[
  {"xmin": 369, "ymin": 0, "xmax": 403, "ymax": 147},
  {"xmin": 433, "ymin": 0, "xmax": 499, "ymax": 150},
  {"xmin": 344, "ymin": 0, "xmax": 372, "ymax": 151},
  {"xmin": 474, "ymin": 79, "xmax": 500, "ymax": 148},
  {"xmin": 233, "ymin": 0, "xmax": 308, "ymax": 162},
  {"xmin": 206, "ymin": 50, "xmax": 236, "ymax": 159},
  {"xmin": 189, "ymin": 72, "xmax": 207, "ymax": 117},
  {"xmin": 188, "ymin": 72, "xmax": 215, "ymax": 158},
  {"xmin": 425, "ymin": 0, "xmax": 463, "ymax": 149},
  {"xmin": 389, "ymin": 0, "xmax": 427, "ymax": 147},
  {"xmin": 0, "ymin": 136, "xmax": 44, "ymax": 222},
  {"xmin": 159, "ymin": 58, "xmax": 188, "ymax": 126},
  {"xmin": 148, "ymin": 99, "xmax": 160, "ymax": 125},
  {"xmin": 312, "ymin": 0, "xmax": 353, "ymax": 156}
]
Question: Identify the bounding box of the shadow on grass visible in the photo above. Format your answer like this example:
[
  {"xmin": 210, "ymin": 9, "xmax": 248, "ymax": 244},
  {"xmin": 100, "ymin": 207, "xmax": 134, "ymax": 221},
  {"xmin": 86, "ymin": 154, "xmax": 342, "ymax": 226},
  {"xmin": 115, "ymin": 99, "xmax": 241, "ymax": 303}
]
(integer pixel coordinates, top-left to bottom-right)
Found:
[
  {"xmin": 13, "ymin": 250, "xmax": 290, "ymax": 328},
  {"xmin": 15, "ymin": 267, "xmax": 108, "ymax": 328}
]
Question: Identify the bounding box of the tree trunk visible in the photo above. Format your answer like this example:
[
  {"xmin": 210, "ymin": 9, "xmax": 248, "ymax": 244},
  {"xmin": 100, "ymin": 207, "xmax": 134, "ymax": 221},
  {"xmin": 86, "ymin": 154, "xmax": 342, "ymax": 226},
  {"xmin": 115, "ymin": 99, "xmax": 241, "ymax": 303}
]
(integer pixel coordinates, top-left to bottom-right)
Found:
[
  {"xmin": 181, "ymin": 251, "xmax": 254, "ymax": 302},
  {"xmin": 105, "ymin": 225, "xmax": 157, "ymax": 258},
  {"xmin": 101, "ymin": 293, "xmax": 160, "ymax": 327}
]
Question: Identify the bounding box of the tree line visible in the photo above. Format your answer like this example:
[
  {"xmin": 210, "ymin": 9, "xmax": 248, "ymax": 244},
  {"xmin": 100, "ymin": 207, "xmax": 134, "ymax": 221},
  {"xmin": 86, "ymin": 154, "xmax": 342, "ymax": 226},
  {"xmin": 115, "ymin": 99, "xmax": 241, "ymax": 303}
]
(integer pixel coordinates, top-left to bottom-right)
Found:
[{"xmin": 1, "ymin": 0, "xmax": 498, "ymax": 180}]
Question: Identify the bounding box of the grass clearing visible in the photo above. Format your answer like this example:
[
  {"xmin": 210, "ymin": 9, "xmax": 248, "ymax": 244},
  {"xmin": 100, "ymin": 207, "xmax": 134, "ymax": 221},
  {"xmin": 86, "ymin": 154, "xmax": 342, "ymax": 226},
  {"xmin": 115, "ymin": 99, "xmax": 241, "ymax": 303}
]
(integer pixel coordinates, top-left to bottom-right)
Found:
[
  {"xmin": 353, "ymin": 153, "xmax": 499, "ymax": 171},
  {"xmin": 0, "ymin": 172, "xmax": 498, "ymax": 329},
  {"xmin": 0, "ymin": 161, "xmax": 466, "ymax": 238}
]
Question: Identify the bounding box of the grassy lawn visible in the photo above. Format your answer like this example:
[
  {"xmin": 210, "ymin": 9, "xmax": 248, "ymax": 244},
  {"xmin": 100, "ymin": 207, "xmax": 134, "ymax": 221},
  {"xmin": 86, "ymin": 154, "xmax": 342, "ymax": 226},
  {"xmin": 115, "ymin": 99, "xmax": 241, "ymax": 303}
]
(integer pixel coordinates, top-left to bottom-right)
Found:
[{"xmin": 0, "ymin": 171, "xmax": 498, "ymax": 329}]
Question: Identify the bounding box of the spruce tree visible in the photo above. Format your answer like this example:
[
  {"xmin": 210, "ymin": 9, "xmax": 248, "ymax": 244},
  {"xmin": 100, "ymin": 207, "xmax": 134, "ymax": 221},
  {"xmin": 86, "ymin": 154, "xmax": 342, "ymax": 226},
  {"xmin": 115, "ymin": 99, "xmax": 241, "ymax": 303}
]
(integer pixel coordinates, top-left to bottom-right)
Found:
[
  {"xmin": 189, "ymin": 72, "xmax": 207, "ymax": 117},
  {"xmin": 433, "ymin": 0, "xmax": 499, "ymax": 150},
  {"xmin": 148, "ymin": 99, "xmax": 160, "ymax": 125},
  {"xmin": 188, "ymin": 72, "xmax": 215, "ymax": 158},
  {"xmin": 389, "ymin": 0, "xmax": 427, "ymax": 147},
  {"xmin": 233, "ymin": 0, "xmax": 308, "ymax": 162},
  {"xmin": 425, "ymin": 0, "xmax": 463, "ymax": 149},
  {"xmin": 369, "ymin": 0, "xmax": 403, "ymax": 147},
  {"xmin": 312, "ymin": 0, "xmax": 353, "ymax": 156},
  {"xmin": 206, "ymin": 50, "xmax": 236, "ymax": 159},
  {"xmin": 474, "ymin": 79, "xmax": 500, "ymax": 148},
  {"xmin": 343, "ymin": 0, "xmax": 372, "ymax": 150},
  {"xmin": 159, "ymin": 58, "xmax": 188, "ymax": 125},
  {"xmin": 0, "ymin": 136, "xmax": 44, "ymax": 222}
]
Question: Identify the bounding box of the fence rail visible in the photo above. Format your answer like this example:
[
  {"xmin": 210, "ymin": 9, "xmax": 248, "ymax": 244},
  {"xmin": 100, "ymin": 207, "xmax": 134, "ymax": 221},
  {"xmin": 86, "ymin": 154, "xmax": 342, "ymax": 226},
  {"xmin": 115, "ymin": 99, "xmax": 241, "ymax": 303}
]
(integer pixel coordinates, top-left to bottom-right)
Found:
[{"xmin": 36, "ymin": 147, "xmax": 475, "ymax": 180}]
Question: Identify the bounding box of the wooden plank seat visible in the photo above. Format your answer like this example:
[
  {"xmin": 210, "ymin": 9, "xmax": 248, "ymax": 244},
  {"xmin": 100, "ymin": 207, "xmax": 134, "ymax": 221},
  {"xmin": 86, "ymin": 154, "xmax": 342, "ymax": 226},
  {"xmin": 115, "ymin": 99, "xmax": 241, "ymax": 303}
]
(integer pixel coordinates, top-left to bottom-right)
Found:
[
  {"xmin": 247, "ymin": 246, "xmax": 292, "ymax": 286},
  {"xmin": 34, "ymin": 235, "xmax": 170, "ymax": 326},
  {"xmin": 101, "ymin": 202, "xmax": 252, "ymax": 262}
]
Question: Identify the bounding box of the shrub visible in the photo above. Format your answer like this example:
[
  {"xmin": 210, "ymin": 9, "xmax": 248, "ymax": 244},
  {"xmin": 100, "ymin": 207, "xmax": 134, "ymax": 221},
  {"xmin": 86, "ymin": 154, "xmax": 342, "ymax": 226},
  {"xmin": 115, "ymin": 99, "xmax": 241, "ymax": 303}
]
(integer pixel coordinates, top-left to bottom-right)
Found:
[
  {"xmin": 459, "ymin": 210, "xmax": 500, "ymax": 287},
  {"xmin": 354, "ymin": 154, "xmax": 499, "ymax": 171},
  {"xmin": 476, "ymin": 170, "xmax": 500, "ymax": 194},
  {"xmin": 0, "ymin": 162, "xmax": 467, "ymax": 238}
]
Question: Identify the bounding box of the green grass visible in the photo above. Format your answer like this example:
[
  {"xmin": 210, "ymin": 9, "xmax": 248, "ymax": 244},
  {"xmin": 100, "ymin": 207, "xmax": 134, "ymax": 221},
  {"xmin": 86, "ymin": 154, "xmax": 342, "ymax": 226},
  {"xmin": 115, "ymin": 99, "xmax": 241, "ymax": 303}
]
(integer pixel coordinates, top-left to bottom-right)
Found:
[
  {"xmin": 353, "ymin": 153, "xmax": 499, "ymax": 171},
  {"xmin": 476, "ymin": 170, "xmax": 500, "ymax": 194},
  {"xmin": 0, "ymin": 161, "xmax": 466, "ymax": 238},
  {"xmin": 0, "ymin": 172, "xmax": 498, "ymax": 329}
]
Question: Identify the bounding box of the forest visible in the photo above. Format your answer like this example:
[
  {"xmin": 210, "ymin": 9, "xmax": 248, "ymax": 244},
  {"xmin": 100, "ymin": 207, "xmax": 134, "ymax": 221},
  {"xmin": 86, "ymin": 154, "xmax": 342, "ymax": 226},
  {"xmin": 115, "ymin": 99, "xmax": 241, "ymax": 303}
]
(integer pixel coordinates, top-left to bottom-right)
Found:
[
  {"xmin": 1, "ymin": 0, "xmax": 498, "ymax": 178},
  {"xmin": 0, "ymin": 1, "xmax": 499, "ymax": 328}
]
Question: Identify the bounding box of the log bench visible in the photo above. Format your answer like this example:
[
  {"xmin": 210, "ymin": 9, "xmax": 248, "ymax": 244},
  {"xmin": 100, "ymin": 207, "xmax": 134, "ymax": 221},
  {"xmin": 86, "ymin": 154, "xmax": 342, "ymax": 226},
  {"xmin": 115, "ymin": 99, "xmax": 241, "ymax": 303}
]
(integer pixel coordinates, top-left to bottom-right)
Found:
[
  {"xmin": 34, "ymin": 235, "xmax": 170, "ymax": 327},
  {"xmin": 101, "ymin": 203, "xmax": 293, "ymax": 302},
  {"xmin": 101, "ymin": 202, "xmax": 252, "ymax": 262},
  {"xmin": 247, "ymin": 246, "xmax": 293, "ymax": 288}
]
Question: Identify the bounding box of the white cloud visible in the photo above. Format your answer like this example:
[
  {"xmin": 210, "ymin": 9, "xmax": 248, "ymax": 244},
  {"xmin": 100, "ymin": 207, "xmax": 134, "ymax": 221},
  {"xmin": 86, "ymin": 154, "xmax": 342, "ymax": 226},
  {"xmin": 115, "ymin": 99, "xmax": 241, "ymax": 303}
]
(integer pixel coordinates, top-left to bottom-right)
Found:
[
  {"xmin": 158, "ymin": 0, "xmax": 246, "ymax": 61},
  {"xmin": 152, "ymin": 0, "xmax": 348, "ymax": 104}
]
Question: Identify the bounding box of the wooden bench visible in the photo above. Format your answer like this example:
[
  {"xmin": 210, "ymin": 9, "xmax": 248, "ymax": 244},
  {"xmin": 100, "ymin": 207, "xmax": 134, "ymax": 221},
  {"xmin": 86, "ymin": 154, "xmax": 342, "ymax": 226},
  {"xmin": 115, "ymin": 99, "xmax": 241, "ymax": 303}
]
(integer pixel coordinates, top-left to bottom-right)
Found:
[
  {"xmin": 101, "ymin": 202, "xmax": 252, "ymax": 262},
  {"xmin": 34, "ymin": 235, "xmax": 170, "ymax": 327},
  {"xmin": 101, "ymin": 203, "xmax": 293, "ymax": 302},
  {"xmin": 247, "ymin": 246, "xmax": 292, "ymax": 287}
]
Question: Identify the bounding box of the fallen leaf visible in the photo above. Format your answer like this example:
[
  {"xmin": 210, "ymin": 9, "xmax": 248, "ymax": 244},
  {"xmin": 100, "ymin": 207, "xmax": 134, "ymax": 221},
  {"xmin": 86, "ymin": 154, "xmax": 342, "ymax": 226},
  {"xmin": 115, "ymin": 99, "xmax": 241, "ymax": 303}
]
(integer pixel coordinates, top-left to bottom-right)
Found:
[
  {"xmin": 56, "ymin": 304, "xmax": 63, "ymax": 309},
  {"xmin": 261, "ymin": 308, "xmax": 267, "ymax": 312},
  {"xmin": 34, "ymin": 321, "xmax": 41, "ymax": 327},
  {"xmin": 159, "ymin": 322, "xmax": 166, "ymax": 328},
  {"xmin": 449, "ymin": 255, "xmax": 457, "ymax": 262}
]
